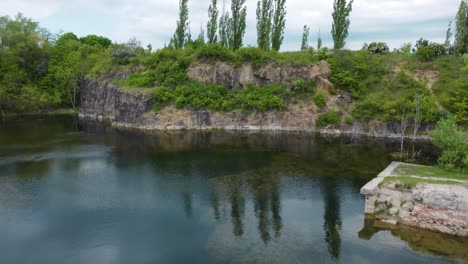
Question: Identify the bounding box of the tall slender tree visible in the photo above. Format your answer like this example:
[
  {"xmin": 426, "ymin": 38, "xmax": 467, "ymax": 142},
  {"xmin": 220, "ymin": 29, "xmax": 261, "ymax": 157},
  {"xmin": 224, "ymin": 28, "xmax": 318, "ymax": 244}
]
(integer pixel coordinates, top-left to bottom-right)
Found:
[
  {"xmin": 301, "ymin": 25, "xmax": 310, "ymax": 51},
  {"xmin": 207, "ymin": 0, "xmax": 219, "ymax": 45},
  {"xmin": 331, "ymin": 0, "xmax": 354, "ymax": 50},
  {"xmin": 219, "ymin": 0, "xmax": 230, "ymax": 48},
  {"xmin": 230, "ymin": 0, "xmax": 247, "ymax": 50},
  {"xmin": 317, "ymin": 28, "xmax": 323, "ymax": 50},
  {"xmin": 171, "ymin": 0, "xmax": 190, "ymax": 49},
  {"xmin": 271, "ymin": 0, "xmax": 287, "ymax": 51},
  {"xmin": 454, "ymin": 0, "xmax": 467, "ymax": 54},
  {"xmin": 256, "ymin": 0, "xmax": 273, "ymax": 50},
  {"xmin": 445, "ymin": 21, "xmax": 453, "ymax": 48}
]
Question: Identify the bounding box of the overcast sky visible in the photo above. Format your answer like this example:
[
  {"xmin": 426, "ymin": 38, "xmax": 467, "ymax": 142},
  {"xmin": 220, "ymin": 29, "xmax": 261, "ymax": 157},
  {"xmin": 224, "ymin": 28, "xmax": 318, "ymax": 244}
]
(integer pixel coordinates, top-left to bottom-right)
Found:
[{"xmin": 0, "ymin": 0, "xmax": 461, "ymax": 51}]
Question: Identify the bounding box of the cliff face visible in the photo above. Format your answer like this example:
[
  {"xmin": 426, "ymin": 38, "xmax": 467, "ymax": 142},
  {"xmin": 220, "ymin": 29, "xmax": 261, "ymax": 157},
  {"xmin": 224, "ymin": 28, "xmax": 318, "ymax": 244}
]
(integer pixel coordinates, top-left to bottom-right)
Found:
[
  {"xmin": 187, "ymin": 60, "xmax": 333, "ymax": 89},
  {"xmin": 79, "ymin": 61, "xmax": 433, "ymax": 137}
]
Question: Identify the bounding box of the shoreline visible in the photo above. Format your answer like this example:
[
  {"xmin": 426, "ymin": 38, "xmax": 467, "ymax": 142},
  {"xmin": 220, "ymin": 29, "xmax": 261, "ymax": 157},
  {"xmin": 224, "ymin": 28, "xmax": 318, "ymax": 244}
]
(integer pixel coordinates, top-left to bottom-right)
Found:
[{"xmin": 78, "ymin": 113, "xmax": 432, "ymax": 141}]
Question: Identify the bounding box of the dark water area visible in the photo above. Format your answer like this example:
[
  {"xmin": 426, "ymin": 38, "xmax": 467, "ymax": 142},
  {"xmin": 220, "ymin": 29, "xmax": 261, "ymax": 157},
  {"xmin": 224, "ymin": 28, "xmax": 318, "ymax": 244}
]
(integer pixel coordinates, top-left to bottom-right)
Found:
[{"xmin": 0, "ymin": 116, "xmax": 466, "ymax": 264}]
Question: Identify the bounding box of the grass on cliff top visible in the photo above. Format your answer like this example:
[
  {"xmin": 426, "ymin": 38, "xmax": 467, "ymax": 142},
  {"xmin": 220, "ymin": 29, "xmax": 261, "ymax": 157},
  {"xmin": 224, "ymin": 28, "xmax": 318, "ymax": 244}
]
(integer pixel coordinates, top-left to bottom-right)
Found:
[
  {"xmin": 393, "ymin": 163, "xmax": 468, "ymax": 181},
  {"xmin": 381, "ymin": 176, "xmax": 464, "ymax": 188}
]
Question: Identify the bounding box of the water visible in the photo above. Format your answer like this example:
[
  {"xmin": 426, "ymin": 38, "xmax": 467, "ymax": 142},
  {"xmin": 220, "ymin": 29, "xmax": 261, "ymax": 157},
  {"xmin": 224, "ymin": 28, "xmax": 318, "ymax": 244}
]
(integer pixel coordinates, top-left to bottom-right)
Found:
[{"xmin": 0, "ymin": 116, "xmax": 466, "ymax": 264}]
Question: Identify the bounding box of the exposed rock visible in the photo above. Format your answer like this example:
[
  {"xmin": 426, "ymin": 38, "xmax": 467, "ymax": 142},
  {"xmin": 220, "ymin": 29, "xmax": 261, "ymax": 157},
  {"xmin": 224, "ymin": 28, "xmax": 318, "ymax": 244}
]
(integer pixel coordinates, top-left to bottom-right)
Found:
[
  {"xmin": 361, "ymin": 162, "xmax": 468, "ymax": 237},
  {"xmin": 187, "ymin": 60, "xmax": 332, "ymax": 89}
]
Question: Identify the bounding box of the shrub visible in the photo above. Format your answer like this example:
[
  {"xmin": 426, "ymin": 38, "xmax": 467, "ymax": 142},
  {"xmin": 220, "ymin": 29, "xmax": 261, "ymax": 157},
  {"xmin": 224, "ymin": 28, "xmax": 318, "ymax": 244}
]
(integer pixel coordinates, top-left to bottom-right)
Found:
[
  {"xmin": 110, "ymin": 44, "xmax": 137, "ymax": 65},
  {"xmin": 313, "ymin": 91, "xmax": 327, "ymax": 108},
  {"xmin": 234, "ymin": 47, "xmax": 268, "ymax": 68},
  {"xmin": 366, "ymin": 42, "xmax": 390, "ymax": 54},
  {"xmin": 317, "ymin": 110, "xmax": 341, "ymax": 128},
  {"xmin": 430, "ymin": 115, "xmax": 468, "ymax": 169},
  {"xmin": 415, "ymin": 38, "xmax": 447, "ymax": 61},
  {"xmin": 196, "ymin": 44, "xmax": 234, "ymax": 62}
]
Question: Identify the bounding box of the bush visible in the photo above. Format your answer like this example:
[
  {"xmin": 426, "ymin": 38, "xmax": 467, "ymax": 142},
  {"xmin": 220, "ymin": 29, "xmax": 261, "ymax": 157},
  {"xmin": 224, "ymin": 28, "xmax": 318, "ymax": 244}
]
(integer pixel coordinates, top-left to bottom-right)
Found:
[
  {"xmin": 234, "ymin": 47, "xmax": 268, "ymax": 68},
  {"xmin": 366, "ymin": 42, "xmax": 390, "ymax": 54},
  {"xmin": 317, "ymin": 110, "xmax": 341, "ymax": 128},
  {"xmin": 196, "ymin": 44, "xmax": 234, "ymax": 62},
  {"xmin": 430, "ymin": 115, "xmax": 468, "ymax": 169},
  {"xmin": 313, "ymin": 91, "xmax": 327, "ymax": 108},
  {"xmin": 110, "ymin": 44, "xmax": 137, "ymax": 65},
  {"xmin": 415, "ymin": 38, "xmax": 447, "ymax": 61}
]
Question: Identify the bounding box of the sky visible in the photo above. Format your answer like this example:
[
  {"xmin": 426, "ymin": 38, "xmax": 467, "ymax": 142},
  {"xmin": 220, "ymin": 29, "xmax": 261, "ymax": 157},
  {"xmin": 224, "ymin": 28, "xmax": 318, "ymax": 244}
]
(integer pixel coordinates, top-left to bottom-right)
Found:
[{"xmin": 0, "ymin": 0, "xmax": 462, "ymax": 51}]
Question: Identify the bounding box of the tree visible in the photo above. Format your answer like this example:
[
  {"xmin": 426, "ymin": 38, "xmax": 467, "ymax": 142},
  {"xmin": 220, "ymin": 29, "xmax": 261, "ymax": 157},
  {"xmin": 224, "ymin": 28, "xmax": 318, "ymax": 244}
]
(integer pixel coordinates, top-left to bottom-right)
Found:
[
  {"xmin": 317, "ymin": 29, "xmax": 323, "ymax": 50},
  {"xmin": 171, "ymin": 0, "xmax": 190, "ymax": 49},
  {"xmin": 455, "ymin": 0, "xmax": 467, "ymax": 54},
  {"xmin": 79, "ymin": 35, "xmax": 112, "ymax": 48},
  {"xmin": 230, "ymin": 0, "xmax": 247, "ymax": 50},
  {"xmin": 301, "ymin": 25, "xmax": 310, "ymax": 51},
  {"xmin": 207, "ymin": 0, "xmax": 219, "ymax": 45},
  {"xmin": 219, "ymin": 0, "xmax": 230, "ymax": 48},
  {"xmin": 271, "ymin": 0, "xmax": 287, "ymax": 51},
  {"xmin": 331, "ymin": 0, "xmax": 354, "ymax": 50},
  {"xmin": 445, "ymin": 21, "xmax": 453, "ymax": 48},
  {"xmin": 256, "ymin": 0, "xmax": 273, "ymax": 50},
  {"xmin": 430, "ymin": 115, "xmax": 468, "ymax": 169}
]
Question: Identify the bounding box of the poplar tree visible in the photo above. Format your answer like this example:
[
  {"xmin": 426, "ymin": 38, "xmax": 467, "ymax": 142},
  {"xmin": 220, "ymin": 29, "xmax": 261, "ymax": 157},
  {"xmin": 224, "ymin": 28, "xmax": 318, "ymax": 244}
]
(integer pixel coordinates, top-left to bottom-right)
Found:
[
  {"xmin": 317, "ymin": 29, "xmax": 323, "ymax": 50},
  {"xmin": 256, "ymin": 0, "xmax": 273, "ymax": 50},
  {"xmin": 219, "ymin": 0, "xmax": 230, "ymax": 48},
  {"xmin": 171, "ymin": 0, "xmax": 190, "ymax": 49},
  {"xmin": 454, "ymin": 0, "xmax": 467, "ymax": 54},
  {"xmin": 331, "ymin": 0, "xmax": 354, "ymax": 50},
  {"xmin": 230, "ymin": 0, "xmax": 247, "ymax": 50},
  {"xmin": 445, "ymin": 21, "xmax": 453, "ymax": 48},
  {"xmin": 207, "ymin": 0, "xmax": 219, "ymax": 45},
  {"xmin": 301, "ymin": 25, "xmax": 310, "ymax": 51},
  {"xmin": 271, "ymin": 0, "xmax": 287, "ymax": 51}
]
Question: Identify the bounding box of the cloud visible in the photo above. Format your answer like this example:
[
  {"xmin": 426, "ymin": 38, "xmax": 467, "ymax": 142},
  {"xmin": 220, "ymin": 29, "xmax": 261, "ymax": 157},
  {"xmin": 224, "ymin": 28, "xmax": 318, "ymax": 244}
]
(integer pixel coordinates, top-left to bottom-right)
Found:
[{"xmin": 0, "ymin": 0, "xmax": 461, "ymax": 51}]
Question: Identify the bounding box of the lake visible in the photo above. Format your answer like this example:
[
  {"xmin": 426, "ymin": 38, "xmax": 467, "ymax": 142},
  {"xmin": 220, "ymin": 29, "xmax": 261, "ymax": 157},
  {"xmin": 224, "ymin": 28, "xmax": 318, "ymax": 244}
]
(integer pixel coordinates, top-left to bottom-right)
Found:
[{"xmin": 0, "ymin": 116, "xmax": 466, "ymax": 264}]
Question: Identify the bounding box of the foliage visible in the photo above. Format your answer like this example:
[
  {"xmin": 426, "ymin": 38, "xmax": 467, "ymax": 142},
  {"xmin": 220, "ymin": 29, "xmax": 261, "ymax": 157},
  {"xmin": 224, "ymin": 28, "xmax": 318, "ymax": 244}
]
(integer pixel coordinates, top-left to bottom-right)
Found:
[
  {"xmin": 196, "ymin": 44, "xmax": 234, "ymax": 61},
  {"xmin": 430, "ymin": 115, "xmax": 468, "ymax": 169},
  {"xmin": 415, "ymin": 38, "xmax": 448, "ymax": 61},
  {"xmin": 256, "ymin": 0, "xmax": 273, "ymax": 51},
  {"xmin": 218, "ymin": 9, "xmax": 231, "ymax": 49},
  {"xmin": 301, "ymin": 25, "xmax": 310, "ymax": 51},
  {"xmin": 79, "ymin": 35, "xmax": 112, "ymax": 48},
  {"xmin": 234, "ymin": 47, "xmax": 268, "ymax": 68},
  {"xmin": 331, "ymin": 0, "xmax": 354, "ymax": 49},
  {"xmin": 365, "ymin": 42, "xmax": 389, "ymax": 54},
  {"xmin": 317, "ymin": 110, "xmax": 341, "ymax": 128},
  {"xmin": 313, "ymin": 91, "xmax": 327, "ymax": 108},
  {"xmin": 152, "ymin": 82, "xmax": 288, "ymax": 112},
  {"xmin": 454, "ymin": 0, "xmax": 468, "ymax": 54},
  {"xmin": 230, "ymin": 0, "xmax": 248, "ymax": 51},
  {"xmin": 271, "ymin": 0, "xmax": 287, "ymax": 51},
  {"xmin": 171, "ymin": 0, "xmax": 190, "ymax": 49},
  {"xmin": 432, "ymin": 55, "xmax": 468, "ymax": 123},
  {"xmin": 207, "ymin": 0, "xmax": 219, "ymax": 45}
]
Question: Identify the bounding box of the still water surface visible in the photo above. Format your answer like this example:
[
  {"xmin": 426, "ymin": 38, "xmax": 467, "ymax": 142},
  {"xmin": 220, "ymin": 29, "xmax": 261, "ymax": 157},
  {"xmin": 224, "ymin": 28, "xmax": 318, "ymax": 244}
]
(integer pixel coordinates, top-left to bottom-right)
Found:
[{"xmin": 0, "ymin": 116, "xmax": 466, "ymax": 264}]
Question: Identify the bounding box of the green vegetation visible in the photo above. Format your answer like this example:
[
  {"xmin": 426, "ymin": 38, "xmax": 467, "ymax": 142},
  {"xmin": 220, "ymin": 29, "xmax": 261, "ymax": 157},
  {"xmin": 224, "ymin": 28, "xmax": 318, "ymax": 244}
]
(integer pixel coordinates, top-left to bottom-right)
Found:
[
  {"xmin": 317, "ymin": 110, "xmax": 341, "ymax": 128},
  {"xmin": 395, "ymin": 163, "xmax": 467, "ymax": 180},
  {"xmin": 382, "ymin": 176, "xmax": 462, "ymax": 188},
  {"xmin": 331, "ymin": 0, "xmax": 354, "ymax": 49},
  {"xmin": 430, "ymin": 115, "xmax": 468, "ymax": 170},
  {"xmin": 152, "ymin": 83, "xmax": 294, "ymax": 112},
  {"xmin": 0, "ymin": 0, "xmax": 466, "ymax": 127},
  {"xmin": 313, "ymin": 91, "xmax": 327, "ymax": 108}
]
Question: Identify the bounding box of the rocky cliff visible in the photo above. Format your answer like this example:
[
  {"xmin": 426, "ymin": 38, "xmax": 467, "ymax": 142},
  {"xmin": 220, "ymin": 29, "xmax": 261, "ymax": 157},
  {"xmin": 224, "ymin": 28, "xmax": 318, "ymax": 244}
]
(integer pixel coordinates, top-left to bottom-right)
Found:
[
  {"xmin": 187, "ymin": 60, "xmax": 333, "ymax": 90},
  {"xmin": 80, "ymin": 61, "xmax": 433, "ymax": 137}
]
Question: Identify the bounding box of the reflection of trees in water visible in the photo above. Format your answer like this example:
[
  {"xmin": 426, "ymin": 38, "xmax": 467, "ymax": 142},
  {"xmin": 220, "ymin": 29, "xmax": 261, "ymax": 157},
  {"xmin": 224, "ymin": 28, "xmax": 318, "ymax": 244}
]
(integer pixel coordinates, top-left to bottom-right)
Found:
[
  {"xmin": 321, "ymin": 178, "xmax": 342, "ymax": 261},
  {"xmin": 209, "ymin": 165, "xmax": 283, "ymax": 243}
]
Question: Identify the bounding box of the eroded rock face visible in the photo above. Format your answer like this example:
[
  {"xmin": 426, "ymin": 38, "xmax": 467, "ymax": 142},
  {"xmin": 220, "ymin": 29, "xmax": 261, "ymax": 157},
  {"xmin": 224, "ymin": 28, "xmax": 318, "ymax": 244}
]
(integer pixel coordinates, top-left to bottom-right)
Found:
[
  {"xmin": 365, "ymin": 182, "xmax": 468, "ymax": 237},
  {"xmin": 187, "ymin": 60, "xmax": 332, "ymax": 89},
  {"xmin": 79, "ymin": 81, "xmax": 320, "ymax": 131}
]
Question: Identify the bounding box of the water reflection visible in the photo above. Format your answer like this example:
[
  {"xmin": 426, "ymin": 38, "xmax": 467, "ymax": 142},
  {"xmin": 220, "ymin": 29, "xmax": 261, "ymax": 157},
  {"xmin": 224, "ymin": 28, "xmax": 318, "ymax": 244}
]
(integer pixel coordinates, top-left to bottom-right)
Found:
[
  {"xmin": 359, "ymin": 217, "xmax": 468, "ymax": 262},
  {"xmin": 0, "ymin": 116, "xmax": 461, "ymax": 264},
  {"xmin": 321, "ymin": 179, "xmax": 342, "ymax": 261}
]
